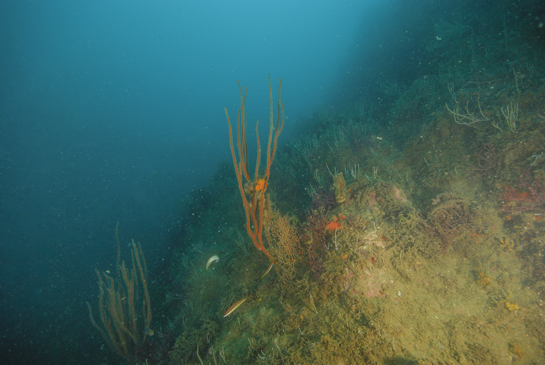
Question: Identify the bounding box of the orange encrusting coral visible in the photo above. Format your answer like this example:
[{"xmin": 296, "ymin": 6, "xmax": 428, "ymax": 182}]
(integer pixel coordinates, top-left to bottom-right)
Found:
[
  {"xmin": 326, "ymin": 221, "xmax": 342, "ymax": 230},
  {"xmin": 255, "ymin": 179, "xmax": 266, "ymax": 192}
]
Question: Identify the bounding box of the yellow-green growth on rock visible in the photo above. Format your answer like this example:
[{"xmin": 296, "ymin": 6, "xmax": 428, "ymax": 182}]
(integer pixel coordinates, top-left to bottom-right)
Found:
[{"xmin": 333, "ymin": 172, "xmax": 347, "ymax": 203}]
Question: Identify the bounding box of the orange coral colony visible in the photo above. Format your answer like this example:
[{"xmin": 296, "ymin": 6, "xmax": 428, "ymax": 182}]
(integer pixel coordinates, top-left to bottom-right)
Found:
[
  {"xmin": 255, "ymin": 179, "xmax": 266, "ymax": 192},
  {"xmin": 326, "ymin": 221, "xmax": 342, "ymax": 230}
]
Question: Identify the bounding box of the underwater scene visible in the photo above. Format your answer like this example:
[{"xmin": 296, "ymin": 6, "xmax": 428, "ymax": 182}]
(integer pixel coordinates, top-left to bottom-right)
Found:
[
  {"xmin": 2, "ymin": 1, "xmax": 545, "ymax": 365},
  {"xmin": 128, "ymin": 8, "xmax": 545, "ymax": 365}
]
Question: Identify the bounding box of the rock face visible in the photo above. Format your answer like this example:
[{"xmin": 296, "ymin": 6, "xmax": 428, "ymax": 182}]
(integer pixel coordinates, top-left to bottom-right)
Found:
[
  {"xmin": 342, "ymin": 264, "xmax": 394, "ymax": 298},
  {"xmin": 392, "ymin": 185, "xmax": 407, "ymax": 202}
]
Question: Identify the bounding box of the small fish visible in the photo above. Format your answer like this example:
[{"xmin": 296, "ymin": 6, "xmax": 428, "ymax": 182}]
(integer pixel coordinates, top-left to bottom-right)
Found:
[
  {"xmin": 261, "ymin": 262, "xmax": 274, "ymax": 278},
  {"xmin": 223, "ymin": 297, "xmax": 248, "ymax": 317},
  {"xmin": 206, "ymin": 255, "xmax": 219, "ymax": 270}
]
